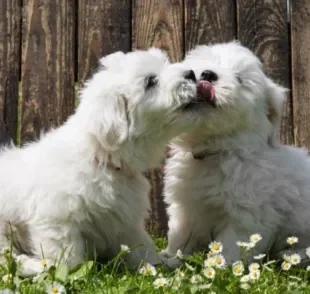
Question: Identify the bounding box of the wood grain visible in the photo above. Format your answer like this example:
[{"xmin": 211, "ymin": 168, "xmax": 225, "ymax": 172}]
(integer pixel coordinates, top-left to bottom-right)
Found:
[
  {"xmin": 132, "ymin": 0, "xmax": 184, "ymax": 235},
  {"xmin": 78, "ymin": 0, "xmax": 131, "ymax": 83},
  {"xmin": 237, "ymin": 0, "xmax": 293, "ymax": 145},
  {"xmin": 132, "ymin": 0, "xmax": 183, "ymax": 62},
  {"xmin": 21, "ymin": 0, "xmax": 75, "ymax": 144},
  {"xmin": 291, "ymin": 1, "xmax": 310, "ymax": 148},
  {"xmin": 185, "ymin": 0, "xmax": 236, "ymax": 51},
  {"xmin": 0, "ymin": 1, "xmax": 21, "ymax": 145}
]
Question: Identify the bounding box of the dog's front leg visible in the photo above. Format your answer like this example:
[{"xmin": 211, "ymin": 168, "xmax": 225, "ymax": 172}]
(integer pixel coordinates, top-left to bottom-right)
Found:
[
  {"xmin": 121, "ymin": 228, "xmax": 162, "ymax": 269},
  {"xmin": 17, "ymin": 224, "xmax": 85, "ymax": 277},
  {"xmin": 159, "ymin": 216, "xmax": 199, "ymax": 269},
  {"xmin": 162, "ymin": 215, "xmax": 197, "ymax": 257},
  {"xmin": 215, "ymin": 224, "xmax": 271, "ymax": 264},
  {"xmin": 214, "ymin": 224, "xmax": 242, "ymax": 264}
]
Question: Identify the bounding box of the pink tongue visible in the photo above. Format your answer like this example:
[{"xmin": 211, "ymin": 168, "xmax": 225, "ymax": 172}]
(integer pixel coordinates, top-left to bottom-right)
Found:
[{"xmin": 197, "ymin": 80, "xmax": 215, "ymax": 100}]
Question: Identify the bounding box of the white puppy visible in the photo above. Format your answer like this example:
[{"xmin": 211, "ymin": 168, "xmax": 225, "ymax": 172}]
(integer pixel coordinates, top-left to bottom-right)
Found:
[
  {"xmin": 162, "ymin": 42, "xmax": 310, "ymax": 265},
  {"xmin": 0, "ymin": 48, "xmax": 198, "ymax": 276}
]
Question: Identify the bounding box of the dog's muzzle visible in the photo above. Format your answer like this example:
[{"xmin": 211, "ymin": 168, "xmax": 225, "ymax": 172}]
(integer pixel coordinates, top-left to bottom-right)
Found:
[
  {"xmin": 197, "ymin": 80, "xmax": 216, "ymax": 108},
  {"xmin": 181, "ymin": 79, "xmax": 216, "ymax": 110}
]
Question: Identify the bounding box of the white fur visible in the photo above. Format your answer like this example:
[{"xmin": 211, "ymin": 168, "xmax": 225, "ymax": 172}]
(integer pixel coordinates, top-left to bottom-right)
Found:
[
  {"xmin": 162, "ymin": 42, "xmax": 310, "ymax": 265},
  {"xmin": 0, "ymin": 48, "xmax": 198, "ymax": 276}
]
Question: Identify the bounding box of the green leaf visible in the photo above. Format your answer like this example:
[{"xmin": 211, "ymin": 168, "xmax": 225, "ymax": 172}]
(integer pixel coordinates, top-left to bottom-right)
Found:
[
  {"xmin": 55, "ymin": 263, "xmax": 69, "ymax": 283},
  {"xmin": 190, "ymin": 285, "xmax": 198, "ymax": 293},
  {"xmin": 68, "ymin": 261, "xmax": 94, "ymax": 281}
]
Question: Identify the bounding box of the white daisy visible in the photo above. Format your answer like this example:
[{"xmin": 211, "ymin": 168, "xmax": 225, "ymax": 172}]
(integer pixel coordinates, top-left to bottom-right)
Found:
[
  {"xmin": 254, "ymin": 253, "xmax": 266, "ymax": 260},
  {"xmin": 208, "ymin": 241, "xmax": 223, "ymax": 254},
  {"xmin": 204, "ymin": 256, "xmax": 215, "ymax": 268},
  {"xmin": 240, "ymin": 275, "xmax": 250, "ymax": 283},
  {"xmin": 232, "ymin": 261, "xmax": 244, "ymax": 276},
  {"xmin": 139, "ymin": 263, "xmax": 157, "ymax": 276},
  {"xmin": 281, "ymin": 261, "xmax": 291, "ymax": 271},
  {"xmin": 1, "ymin": 247, "xmax": 10, "ymax": 255},
  {"xmin": 214, "ymin": 254, "xmax": 226, "ymax": 269},
  {"xmin": 190, "ymin": 274, "xmax": 203, "ymax": 284},
  {"xmin": 174, "ymin": 269, "xmax": 185, "ymax": 279},
  {"xmin": 170, "ymin": 278, "xmax": 182, "ymax": 290},
  {"xmin": 283, "ymin": 254, "xmax": 291, "ymax": 263},
  {"xmin": 120, "ymin": 244, "xmax": 130, "ymax": 253},
  {"xmin": 306, "ymin": 247, "xmax": 310, "ymax": 258},
  {"xmin": 2, "ymin": 274, "xmax": 13, "ymax": 282},
  {"xmin": 307, "ymin": 265, "xmax": 310, "ymax": 271},
  {"xmin": 287, "ymin": 236, "xmax": 298, "ymax": 245},
  {"xmin": 153, "ymin": 277, "xmax": 168, "ymax": 288},
  {"xmin": 236, "ymin": 241, "xmax": 255, "ymax": 250},
  {"xmin": 40, "ymin": 258, "xmax": 52, "ymax": 271},
  {"xmin": 250, "ymin": 234, "xmax": 262, "ymax": 243},
  {"xmin": 203, "ymin": 267, "xmax": 216, "ymax": 279},
  {"xmin": 249, "ymin": 269, "xmax": 260, "ymax": 281},
  {"xmin": 46, "ymin": 282, "xmax": 66, "ymax": 294},
  {"xmin": 289, "ymin": 253, "xmax": 301, "ymax": 265},
  {"xmin": 207, "ymin": 251, "xmax": 216, "ymax": 258},
  {"xmin": 248, "ymin": 262, "xmax": 260, "ymax": 272},
  {"xmin": 240, "ymin": 283, "xmax": 250, "ymax": 290},
  {"xmin": 175, "ymin": 249, "xmax": 183, "ymax": 259}
]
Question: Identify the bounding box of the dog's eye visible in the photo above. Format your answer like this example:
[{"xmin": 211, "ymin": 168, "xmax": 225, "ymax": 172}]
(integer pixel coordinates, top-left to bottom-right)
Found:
[
  {"xmin": 145, "ymin": 75, "xmax": 158, "ymax": 90},
  {"xmin": 237, "ymin": 75, "xmax": 243, "ymax": 84}
]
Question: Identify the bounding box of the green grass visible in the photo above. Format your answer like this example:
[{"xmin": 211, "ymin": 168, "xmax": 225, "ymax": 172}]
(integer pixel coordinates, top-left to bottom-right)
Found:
[{"xmin": 0, "ymin": 238, "xmax": 310, "ymax": 294}]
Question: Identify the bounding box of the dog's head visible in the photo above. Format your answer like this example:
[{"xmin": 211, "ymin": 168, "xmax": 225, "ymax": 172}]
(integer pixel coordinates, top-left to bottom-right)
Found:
[
  {"xmin": 182, "ymin": 41, "xmax": 287, "ymax": 148},
  {"xmin": 78, "ymin": 48, "xmax": 198, "ymax": 154}
]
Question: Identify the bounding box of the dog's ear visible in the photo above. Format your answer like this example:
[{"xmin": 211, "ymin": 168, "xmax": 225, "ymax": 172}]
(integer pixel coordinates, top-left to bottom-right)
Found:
[
  {"xmin": 91, "ymin": 93, "xmax": 130, "ymax": 153},
  {"xmin": 102, "ymin": 94, "xmax": 129, "ymax": 151},
  {"xmin": 266, "ymin": 78, "xmax": 288, "ymax": 148},
  {"xmin": 99, "ymin": 51, "xmax": 126, "ymax": 70}
]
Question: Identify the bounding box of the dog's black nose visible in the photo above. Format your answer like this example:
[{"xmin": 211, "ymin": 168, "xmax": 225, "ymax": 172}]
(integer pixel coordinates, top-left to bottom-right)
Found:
[
  {"xmin": 201, "ymin": 70, "xmax": 218, "ymax": 83},
  {"xmin": 184, "ymin": 70, "xmax": 196, "ymax": 82}
]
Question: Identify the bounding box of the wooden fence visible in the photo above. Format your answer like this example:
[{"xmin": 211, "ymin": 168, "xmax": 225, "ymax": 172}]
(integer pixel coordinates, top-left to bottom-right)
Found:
[{"xmin": 0, "ymin": 0, "xmax": 309, "ymax": 235}]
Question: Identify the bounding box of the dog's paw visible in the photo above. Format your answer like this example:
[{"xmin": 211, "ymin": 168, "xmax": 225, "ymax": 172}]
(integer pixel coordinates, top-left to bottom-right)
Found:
[
  {"xmin": 159, "ymin": 250, "xmax": 175, "ymax": 260},
  {"xmin": 159, "ymin": 251, "xmax": 183, "ymax": 269}
]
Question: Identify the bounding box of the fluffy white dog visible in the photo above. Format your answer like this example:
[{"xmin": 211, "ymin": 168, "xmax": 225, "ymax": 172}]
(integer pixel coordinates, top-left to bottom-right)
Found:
[
  {"xmin": 0, "ymin": 48, "xmax": 199, "ymax": 276},
  {"xmin": 162, "ymin": 42, "xmax": 310, "ymax": 265}
]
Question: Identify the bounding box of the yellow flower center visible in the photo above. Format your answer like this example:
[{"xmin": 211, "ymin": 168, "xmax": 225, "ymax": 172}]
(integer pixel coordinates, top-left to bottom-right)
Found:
[
  {"xmin": 235, "ymin": 267, "xmax": 242, "ymax": 273},
  {"xmin": 51, "ymin": 286, "xmax": 59, "ymax": 293}
]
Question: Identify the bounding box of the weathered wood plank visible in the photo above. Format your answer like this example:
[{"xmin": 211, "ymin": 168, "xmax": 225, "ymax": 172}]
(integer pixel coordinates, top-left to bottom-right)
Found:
[
  {"xmin": 132, "ymin": 0, "xmax": 183, "ymax": 62},
  {"xmin": 21, "ymin": 0, "xmax": 75, "ymax": 144},
  {"xmin": 237, "ymin": 0, "xmax": 293, "ymax": 145},
  {"xmin": 78, "ymin": 0, "xmax": 131, "ymax": 83},
  {"xmin": 185, "ymin": 0, "xmax": 236, "ymax": 50},
  {"xmin": 291, "ymin": 1, "xmax": 310, "ymax": 147},
  {"xmin": 0, "ymin": 1, "xmax": 21, "ymax": 145},
  {"xmin": 132, "ymin": 0, "xmax": 184, "ymax": 236}
]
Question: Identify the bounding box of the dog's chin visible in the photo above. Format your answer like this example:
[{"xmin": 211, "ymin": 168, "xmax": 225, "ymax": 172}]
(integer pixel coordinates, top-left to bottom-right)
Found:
[{"xmin": 181, "ymin": 93, "xmax": 218, "ymax": 112}]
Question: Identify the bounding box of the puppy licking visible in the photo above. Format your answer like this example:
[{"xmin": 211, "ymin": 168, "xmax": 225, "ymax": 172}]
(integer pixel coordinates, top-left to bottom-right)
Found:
[
  {"xmin": 0, "ymin": 48, "xmax": 199, "ymax": 276},
  {"xmin": 162, "ymin": 42, "xmax": 310, "ymax": 265}
]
